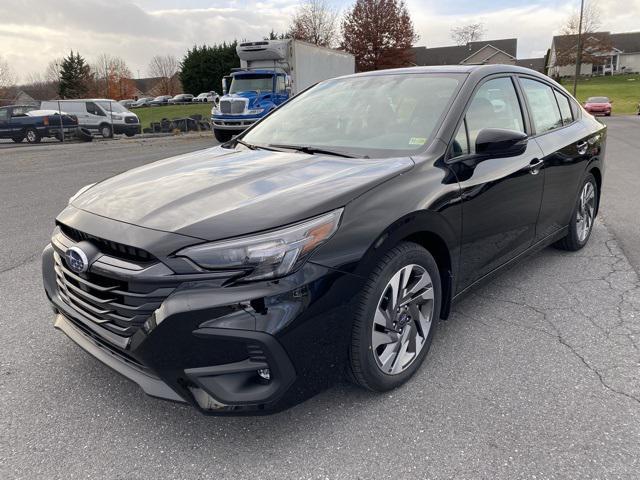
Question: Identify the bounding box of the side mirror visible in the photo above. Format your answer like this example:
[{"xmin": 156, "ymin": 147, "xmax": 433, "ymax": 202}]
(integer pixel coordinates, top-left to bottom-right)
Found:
[
  {"xmin": 222, "ymin": 78, "xmax": 228, "ymax": 96},
  {"xmin": 475, "ymin": 128, "xmax": 528, "ymax": 158}
]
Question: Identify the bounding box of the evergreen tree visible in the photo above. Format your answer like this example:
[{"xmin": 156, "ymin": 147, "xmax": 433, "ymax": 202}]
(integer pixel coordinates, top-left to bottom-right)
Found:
[
  {"xmin": 58, "ymin": 51, "xmax": 91, "ymax": 98},
  {"xmin": 179, "ymin": 42, "xmax": 239, "ymax": 96}
]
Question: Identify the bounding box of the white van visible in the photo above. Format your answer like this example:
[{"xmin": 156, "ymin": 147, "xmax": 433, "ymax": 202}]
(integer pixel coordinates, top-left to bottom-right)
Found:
[{"xmin": 40, "ymin": 99, "xmax": 141, "ymax": 137}]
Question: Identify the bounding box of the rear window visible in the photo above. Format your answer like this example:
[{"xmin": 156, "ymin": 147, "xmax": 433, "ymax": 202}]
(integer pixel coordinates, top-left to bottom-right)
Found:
[{"xmin": 587, "ymin": 97, "xmax": 609, "ymax": 103}]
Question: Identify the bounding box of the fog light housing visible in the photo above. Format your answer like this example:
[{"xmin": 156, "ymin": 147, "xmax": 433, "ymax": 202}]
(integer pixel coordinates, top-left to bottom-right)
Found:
[{"xmin": 257, "ymin": 368, "xmax": 271, "ymax": 381}]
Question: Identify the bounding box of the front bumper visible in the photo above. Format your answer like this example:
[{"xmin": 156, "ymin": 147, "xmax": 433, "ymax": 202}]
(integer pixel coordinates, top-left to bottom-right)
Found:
[
  {"xmin": 211, "ymin": 116, "xmax": 259, "ymax": 130},
  {"xmin": 113, "ymin": 124, "xmax": 141, "ymax": 135},
  {"xmin": 43, "ymin": 237, "xmax": 359, "ymax": 414}
]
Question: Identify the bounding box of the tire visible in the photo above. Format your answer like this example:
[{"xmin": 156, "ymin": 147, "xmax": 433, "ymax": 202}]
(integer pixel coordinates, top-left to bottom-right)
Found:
[
  {"xmin": 214, "ymin": 129, "xmax": 234, "ymax": 143},
  {"xmin": 554, "ymin": 173, "xmax": 598, "ymax": 251},
  {"xmin": 100, "ymin": 124, "xmax": 113, "ymax": 138},
  {"xmin": 125, "ymin": 132, "xmax": 135, "ymax": 137},
  {"xmin": 11, "ymin": 136, "xmax": 24, "ymax": 143},
  {"xmin": 24, "ymin": 128, "xmax": 41, "ymax": 144},
  {"xmin": 76, "ymin": 127, "xmax": 93, "ymax": 142},
  {"xmin": 349, "ymin": 242, "xmax": 441, "ymax": 392}
]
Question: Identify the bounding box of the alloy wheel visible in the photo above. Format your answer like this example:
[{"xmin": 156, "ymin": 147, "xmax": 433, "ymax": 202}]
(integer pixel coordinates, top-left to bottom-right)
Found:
[
  {"xmin": 576, "ymin": 181, "xmax": 595, "ymax": 242},
  {"xmin": 26, "ymin": 130, "xmax": 36, "ymax": 143},
  {"xmin": 372, "ymin": 264, "xmax": 434, "ymax": 375}
]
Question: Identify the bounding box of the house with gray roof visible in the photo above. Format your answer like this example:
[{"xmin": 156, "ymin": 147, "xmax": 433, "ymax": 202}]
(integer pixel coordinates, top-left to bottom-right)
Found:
[
  {"xmin": 411, "ymin": 38, "xmax": 546, "ymax": 73},
  {"xmin": 547, "ymin": 31, "xmax": 640, "ymax": 77}
]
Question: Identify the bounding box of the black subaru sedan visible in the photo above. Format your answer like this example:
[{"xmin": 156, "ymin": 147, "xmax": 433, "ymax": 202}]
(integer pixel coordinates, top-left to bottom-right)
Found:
[{"xmin": 42, "ymin": 65, "xmax": 606, "ymax": 414}]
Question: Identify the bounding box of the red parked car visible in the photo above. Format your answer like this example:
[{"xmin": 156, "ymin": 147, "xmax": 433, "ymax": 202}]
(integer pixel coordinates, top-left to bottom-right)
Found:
[{"xmin": 584, "ymin": 96, "xmax": 612, "ymax": 116}]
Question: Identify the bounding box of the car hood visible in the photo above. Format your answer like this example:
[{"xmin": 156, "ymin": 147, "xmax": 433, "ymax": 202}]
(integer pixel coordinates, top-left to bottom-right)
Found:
[{"xmin": 72, "ymin": 146, "xmax": 414, "ymax": 240}]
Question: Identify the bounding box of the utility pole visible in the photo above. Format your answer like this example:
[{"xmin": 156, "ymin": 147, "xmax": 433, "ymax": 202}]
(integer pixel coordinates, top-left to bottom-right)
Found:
[{"xmin": 572, "ymin": 0, "xmax": 585, "ymax": 96}]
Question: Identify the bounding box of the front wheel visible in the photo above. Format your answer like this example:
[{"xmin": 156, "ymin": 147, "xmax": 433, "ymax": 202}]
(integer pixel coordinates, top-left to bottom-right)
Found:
[
  {"xmin": 554, "ymin": 173, "xmax": 598, "ymax": 251},
  {"xmin": 349, "ymin": 242, "xmax": 441, "ymax": 392}
]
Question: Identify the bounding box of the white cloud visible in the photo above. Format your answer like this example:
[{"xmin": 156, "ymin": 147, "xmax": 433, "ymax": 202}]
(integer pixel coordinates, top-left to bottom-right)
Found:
[{"xmin": 1, "ymin": 0, "xmax": 638, "ymax": 83}]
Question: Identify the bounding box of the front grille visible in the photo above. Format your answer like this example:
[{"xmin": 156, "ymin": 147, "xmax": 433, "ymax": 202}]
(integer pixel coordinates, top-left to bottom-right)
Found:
[
  {"xmin": 54, "ymin": 252, "xmax": 175, "ymax": 338},
  {"xmin": 58, "ymin": 223, "xmax": 155, "ymax": 263},
  {"xmin": 124, "ymin": 116, "xmax": 138, "ymax": 124},
  {"xmin": 220, "ymin": 99, "xmax": 246, "ymax": 115}
]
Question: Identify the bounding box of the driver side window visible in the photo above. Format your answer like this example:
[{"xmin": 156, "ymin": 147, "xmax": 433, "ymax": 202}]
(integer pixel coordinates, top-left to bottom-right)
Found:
[{"xmin": 450, "ymin": 77, "xmax": 525, "ymax": 159}]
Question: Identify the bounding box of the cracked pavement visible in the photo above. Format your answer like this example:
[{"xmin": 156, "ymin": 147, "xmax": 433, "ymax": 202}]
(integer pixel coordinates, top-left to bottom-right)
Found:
[{"xmin": 1, "ymin": 127, "xmax": 639, "ymax": 479}]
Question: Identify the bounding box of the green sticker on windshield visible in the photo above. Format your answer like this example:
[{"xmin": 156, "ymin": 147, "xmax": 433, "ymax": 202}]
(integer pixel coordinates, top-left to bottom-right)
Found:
[{"xmin": 409, "ymin": 137, "xmax": 426, "ymax": 146}]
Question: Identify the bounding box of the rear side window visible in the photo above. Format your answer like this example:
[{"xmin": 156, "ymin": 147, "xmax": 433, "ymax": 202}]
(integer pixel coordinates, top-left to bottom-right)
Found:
[
  {"xmin": 0, "ymin": 108, "xmax": 7, "ymax": 121},
  {"xmin": 520, "ymin": 78, "xmax": 562, "ymax": 134},
  {"xmin": 554, "ymin": 90, "xmax": 573, "ymax": 125}
]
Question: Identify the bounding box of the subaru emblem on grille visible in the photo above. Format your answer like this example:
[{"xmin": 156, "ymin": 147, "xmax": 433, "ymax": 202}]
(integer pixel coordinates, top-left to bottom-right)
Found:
[{"xmin": 64, "ymin": 246, "xmax": 89, "ymax": 273}]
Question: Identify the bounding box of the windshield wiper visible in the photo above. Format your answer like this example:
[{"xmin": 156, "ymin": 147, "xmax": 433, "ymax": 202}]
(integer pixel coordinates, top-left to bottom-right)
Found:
[
  {"xmin": 269, "ymin": 144, "xmax": 366, "ymax": 159},
  {"xmin": 235, "ymin": 138, "xmax": 285, "ymax": 153},
  {"xmin": 235, "ymin": 138, "xmax": 258, "ymax": 150}
]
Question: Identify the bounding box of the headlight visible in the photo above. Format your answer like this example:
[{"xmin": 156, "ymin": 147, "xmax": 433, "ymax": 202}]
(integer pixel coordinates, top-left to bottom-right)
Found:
[
  {"xmin": 247, "ymin": 108, "xmax": 265, "ymax": 115},
  {"xmin": 212, "ymin": 106, "xmax": 221, "ymax": 115},
  {"xmin": 68, "ymin": 183, "xmax": 96, "ymax": 204},
  {"xmin": 111, "ymin": 115, "xmax": 123, "ymax": 121},
  {"xmin": 177, "ymin": 209, "xmax": 343, "ymax": 281}
]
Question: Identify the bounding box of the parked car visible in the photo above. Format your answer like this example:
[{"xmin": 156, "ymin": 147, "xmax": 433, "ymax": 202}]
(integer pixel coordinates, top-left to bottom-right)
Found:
[
  {"xmin": 131, "ymin": 97, "xmax": 153, "ymax": 108},
  {"xmin": 584, "ymin": 96, "xmax": 612, "ymax": 116},
  {"xmin": 43, "ymin": 65, "xmax": 606, "ymax": 415},
  {"xmin": 149, "ymin": 95, "xmax": 173, "ymax": 106},
  {"xmin": 168, "ymin": 94, "xmax": 194, "ymax": 104},
  {"xmin": 40, "ymin": 99, "xmax": 140, "ymax": 138},
  {"xmin": 119, "ymin": 99, "xmax": 136, "ymax": 109},
  {"xmin": 0, "ymin": 105, "xmax": 78, "ymax": 143},
  {"xmin": 194, "ymin": 91, "xmax": 219, "ymax": 103}
]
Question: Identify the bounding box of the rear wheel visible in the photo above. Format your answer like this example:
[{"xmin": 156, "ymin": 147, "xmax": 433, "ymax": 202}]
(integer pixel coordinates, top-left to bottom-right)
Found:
[
  {"xmin": 214, "ymin": 129, "xmax": 234, "ymax": 143},
  {"xmin": 125, "ymin": 131, "xmax": 135, "ymax": 137},
  {"xmin": 349, "ymin": 242, "xmax": 441, "ymax": 391},
  {"xmin": 554, "ymin": 173, "xmax": 598, "ymax": 251},
  {"xmin": 24, "ymin": 128, "xmax": 41, "ymax": 144}
]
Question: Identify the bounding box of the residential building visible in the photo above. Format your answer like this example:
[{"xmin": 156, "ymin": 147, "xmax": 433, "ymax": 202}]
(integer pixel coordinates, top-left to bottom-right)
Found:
[{"xmin": 547, "ymin": 31, "xmax": 640, "ymax": 77}]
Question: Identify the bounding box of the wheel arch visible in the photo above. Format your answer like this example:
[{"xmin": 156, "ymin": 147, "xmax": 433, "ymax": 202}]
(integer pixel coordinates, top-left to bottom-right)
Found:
[
  {"xmin": 588, "ymin": 165, "xmax": 602, "ymax": 215},
  {"xmin": 351, "ymin": 211, "xmax": 458, "ymax": 321}
]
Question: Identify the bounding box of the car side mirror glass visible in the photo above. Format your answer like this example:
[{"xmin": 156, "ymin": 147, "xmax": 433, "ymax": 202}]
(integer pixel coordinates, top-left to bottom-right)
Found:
[{"xmin": 475, "ymin": 128, "xmax": 528, "ymax": 159}]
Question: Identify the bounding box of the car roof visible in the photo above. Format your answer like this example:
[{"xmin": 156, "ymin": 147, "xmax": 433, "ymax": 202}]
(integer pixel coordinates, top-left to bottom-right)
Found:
[{"xmin": 340, "ymin": 64, "xmax": 550, "ymax": 80}]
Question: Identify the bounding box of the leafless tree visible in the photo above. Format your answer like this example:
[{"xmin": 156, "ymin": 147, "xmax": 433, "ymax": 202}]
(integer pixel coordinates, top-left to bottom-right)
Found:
[
  {"xmin": 288, "ymin": 0, "xmax": 339, "ymax": 47},
  {"xmin": 450, "ymin": 23, "xmax": 485, "ymax": 46},
  {"xmin": 561, "ymin": 0, "xmax": 601, "ymax": 35},
  {"xmin": 555, "ymin": 0, "xmax": 611, "ymax": 68},
  {"xmin": 45, "ymin": 58, "xmax": 64, "ymax": 84},
  {"xmin": 0, "ymin": 56, "xmax": 16, "ymax": 93},
  {"xmin": 22, "ymin": 72, "xmax": 59, "ymax": 100},
  {"xmin": 91, "ymin": 54, "xmax": 134, "ymax": 98},
  {"xmin": 148, "ymin": 55, "xmax": 181, "ymax": 95}
]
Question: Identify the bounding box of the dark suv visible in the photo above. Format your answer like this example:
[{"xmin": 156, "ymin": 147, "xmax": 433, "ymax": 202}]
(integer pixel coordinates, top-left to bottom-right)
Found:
[{"xmin": 43, "ymin": 65, "xmax": 606, "ymax": 414}]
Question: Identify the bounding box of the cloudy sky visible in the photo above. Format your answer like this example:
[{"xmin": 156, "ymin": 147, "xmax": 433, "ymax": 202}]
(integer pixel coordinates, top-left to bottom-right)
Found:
[{"xmin": 1, "ymin": 0, "xmax": 639, "ymax": 82}]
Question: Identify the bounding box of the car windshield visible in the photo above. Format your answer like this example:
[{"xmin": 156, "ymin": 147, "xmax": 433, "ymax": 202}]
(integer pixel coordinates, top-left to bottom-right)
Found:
[
  {"xmin": 229, "ymin": 74, "xmax": 274, "ymax": 94},
  {"xmin": 97, "ymin": 101, "xmax": 129, "ymax": 113},
  {"xmin": 243, "ymin": 73, "xmax": 464, "ymax": 157},
  {"xmin": 587, "ymin": 97, "xmax": 609, "ymax": 103},
  {"xmin": 197, "ymin": 93, "xmax": 208, "ymax": 98}
]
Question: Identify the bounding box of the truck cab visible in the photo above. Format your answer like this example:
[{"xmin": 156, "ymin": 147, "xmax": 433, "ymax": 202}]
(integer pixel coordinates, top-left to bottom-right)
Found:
[
  {"xmin": 211, "ymin": 69, "xmax": 290, "ymax": 142},
  {"xmin": 211, "ymin": 39, "xmax": 355, "ymax": 143}
]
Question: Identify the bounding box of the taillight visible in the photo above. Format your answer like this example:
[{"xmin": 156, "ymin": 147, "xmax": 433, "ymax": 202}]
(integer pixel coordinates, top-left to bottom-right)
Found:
[{"xmin": 43, "ymin": 116, "xmax": 49, "ymax": 126}]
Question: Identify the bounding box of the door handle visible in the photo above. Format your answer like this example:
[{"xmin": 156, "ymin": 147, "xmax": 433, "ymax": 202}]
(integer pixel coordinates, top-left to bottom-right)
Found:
[
  {"xmin": 529, "ymin": 158, "xmax": 544, "ymax": 175},
  {"xmin": 576, "ymin": 141, "xmax": 588, "ymax": 155}
]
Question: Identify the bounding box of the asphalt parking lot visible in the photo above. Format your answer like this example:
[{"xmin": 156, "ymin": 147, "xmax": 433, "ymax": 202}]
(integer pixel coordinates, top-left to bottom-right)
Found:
[{"xmin": 1, "ymin": 120, "xmax": 639, "ymax": 479}]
